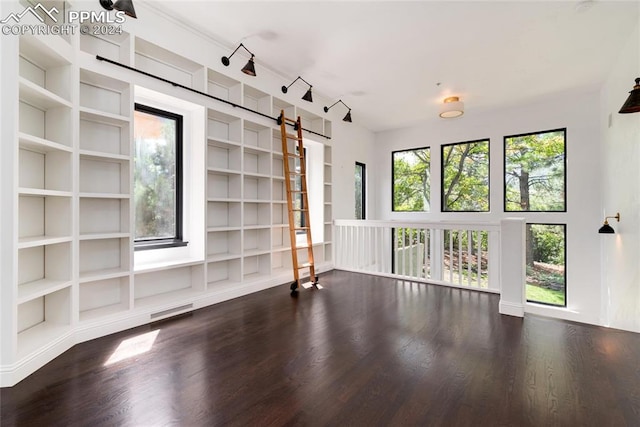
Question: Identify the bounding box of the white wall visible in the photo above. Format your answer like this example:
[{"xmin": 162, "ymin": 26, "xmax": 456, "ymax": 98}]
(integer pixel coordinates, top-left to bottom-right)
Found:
[
  {"xmin": 331, "ymin": 120, "xmax": 376, "ymax": 220},
  {"xmin": 373, "ymin": 88, "xmax": 604, "ymax": 326},
  {"xmin": 600, "ymin": 21, "xmax": 640, "ymax": 333}
]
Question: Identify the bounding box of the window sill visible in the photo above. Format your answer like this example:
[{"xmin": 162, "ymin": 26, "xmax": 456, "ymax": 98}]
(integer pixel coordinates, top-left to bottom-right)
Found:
[{"xmin": 134, "ymin": 240, "xmax": 189, "ymax": 252}]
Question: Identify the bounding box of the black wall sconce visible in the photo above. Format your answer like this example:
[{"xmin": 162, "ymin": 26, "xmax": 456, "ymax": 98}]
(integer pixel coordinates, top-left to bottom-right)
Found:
[
  {"xmin": 619, "ymin": 78, "xmax": 640, "ymax": 114},
  {"xmin": 99, "ymin": 0, "xmax": 137, "ymax": 18},
  {"xmin": 221, "ymin": 43, "xmax": 256, "ymax": 76},
  {"xmin": 599, "ymin": 212, "xmax": 620, "ymax": 234},
  {"xmin": 324, "ymin": 100, "xmax": 352, "ymax": 123},
  {"xmin": 281, "ymin": 76, "xmax": 313, "ymax": 102}
]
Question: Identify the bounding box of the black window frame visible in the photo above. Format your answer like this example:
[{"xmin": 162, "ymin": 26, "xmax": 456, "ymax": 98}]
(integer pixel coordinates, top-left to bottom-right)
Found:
[
  {"xmin": 355, "ymin": 161, "xmax": 366, "ymax": 219},
  {"xmin": 503, "ymin": 128, "xmax": 567, "ymax": 213},
  {"xmin": 391, "ymin": 146, "xmax": 431, "ymax": 212},
  {"xmin": 525, "ymin": 222, "xmax": 567, "ymax": 307},
  {"xmin": 440, "ymin": 138, "xmax": 491, "ymax": 213},
  {"xmin": 133, "ymin": 103, "xmax": 187, "ymax": 251}
]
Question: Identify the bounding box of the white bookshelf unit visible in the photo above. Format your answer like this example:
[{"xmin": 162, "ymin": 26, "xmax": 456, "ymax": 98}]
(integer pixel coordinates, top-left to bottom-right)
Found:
[{"xmin": 2, "ymin": 18, "xmax": 334, "ymax": 387}]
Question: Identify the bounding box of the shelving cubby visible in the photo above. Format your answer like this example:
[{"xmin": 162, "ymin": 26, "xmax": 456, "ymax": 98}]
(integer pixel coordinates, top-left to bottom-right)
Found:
[
  {"xmin": 19, "ymin": 34, "xmax": 72, "ymax": 105},
  {"xmin": 18, "ymin": 194, "xmax": 72, "ymax": 248},
  {"xmin": 207, "ymin": 230, "xmax": 241, "ymax": 261},
  {"xmin": 207, "ymin": 69, "xmax": 241, "ymax": 105},
  {"xmin": 79, "ymin": 197, "xmax": 130, "ymax": 239},
  {"xmin": 273, "ymin": 97, "xmax": 295, "ymax": 121},
  {"xmin": 244, "ymin": 176, "xmax": 271, "ymax": 202},
  {"xmin": 80, "ymin": 31, "xmax": 132, "ymax": 64},
  {"xmin": 79, "ymin": 276, "xmax": 131, "ymax": 323},
  {"xmin": 135, "ymin": 38, "xmax": 206, "ymax": 91},
  {"xmin": 272, "ymin": 155, "xmax": 284, "ymax": 180},
  {"xmin": 17, "ymin": 242, "xmax": 71, "ymax": 305},
  {"xmin": 272, "ymin": 227, "xmax": 291, "ymax": 252},
  {"xmin": 207, "ymin": 258, "xmax": 241, "ymax": 288},
  {"xmin": 272, "ymin": 202, "xmax": 288, "ymax": 227},
  {"xmin": 243, "ymin": 253, "xmax": 271, "ymax": 282},
  {"xmin": 78, "ymin": 237, "xmax": 131, "ymax": 283},
  {"xmin": 79, "ymin": 68, "xmax": 131, "ymax": 158},
  {"xmin": 243, "ymin": 85, "xmax": 271, "ymax": 116},
  {"xmin": 19, "ymin": 144, "xmax": 72, "ymax": 194},
  {"xmin": 243, "ymin": 202, "xmax": 271, "ymax": 227},
  {"xmin": 272, "ymin": 129, "xmax": 284, "ymax": 156},
  {"xmin": 207, "ymin": 109, "xmax": 242, "ymax": 145},
  {"xmin": 271, "ymin": 251, "xmax": 293, "ymax": 276},
  {"xmin": 296, "ymin": 107, "xmax": 324, "ymax": 136},
  {"xmin": 243, "ymin": 228, "xmax": 271, "ymax": 256},
  {"xmin": 243, "ymin": 148, "xmax": 271, "ymax": 178},
  {"xmin": 243, "ymin": 120, "xmax": 272, "ymax": 151},
  {"xmin": 207, "ymin": 201, "xmax": 242, "ymax": 230},
  {"xmin": 207, "ymin": 170, "xmax": 241, "ymax": 201},
  {"xmin": 79, "ymin": 155, "xmax": 130, "ymax": 198},
  {"xmin": 134, "ymin": 264, "xmax": 205, "ymax": 308},
  {"xmin": 207, "ymin": 138, "xmax": 242, "ymax": 173},
  {"xmin": 17, "ymin": 286, "xmax": 71, "ymax": 360}
]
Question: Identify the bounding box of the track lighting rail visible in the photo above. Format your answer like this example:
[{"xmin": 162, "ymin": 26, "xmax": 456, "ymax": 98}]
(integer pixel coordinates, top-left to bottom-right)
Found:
[{"xmin": 96, "ymin": 55, "xmax": 331, "ymax": 139}]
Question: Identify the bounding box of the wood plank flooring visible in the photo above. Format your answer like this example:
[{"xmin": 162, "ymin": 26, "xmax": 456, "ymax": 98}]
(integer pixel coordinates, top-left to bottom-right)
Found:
[{"xmin": 2, "ymin": 270, "xmax": 639, "ymax": 426}]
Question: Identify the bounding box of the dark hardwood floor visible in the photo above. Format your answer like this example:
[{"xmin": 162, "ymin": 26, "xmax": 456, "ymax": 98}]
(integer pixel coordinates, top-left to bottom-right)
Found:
[{"xmin": 2, "ymin": 270, "xmax": 639, "ymax": 426}]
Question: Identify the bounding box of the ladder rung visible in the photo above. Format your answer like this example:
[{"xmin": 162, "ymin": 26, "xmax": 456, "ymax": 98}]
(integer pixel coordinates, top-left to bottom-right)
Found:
[
  {"xmin": 290, "ymin": 190, "xmax": 307, "ymax": 193},
  {"xmin": 294, "ymin": 227, "xmax": 310, "ymax": 230},
  {"xmin": 283, "ymin": 117, "xmax": 297, "ymax": 123},
  {"xmin": 297, "ymin": 263, "xmax": 313, "ymax": 269},
  {"xmin": 288, "ymin": 171, "xmax": 304, "ymax": 176},
  {"xmin": 286, "ymin": 153, "xmax": 303, "ymax": 158},
  {"xmin": 291, "ymin": 208, "xmax": 308, "ymax": 212},
  {"xmin": 285, "ymin": 133, "xmax": 300, "ymax": 140}
]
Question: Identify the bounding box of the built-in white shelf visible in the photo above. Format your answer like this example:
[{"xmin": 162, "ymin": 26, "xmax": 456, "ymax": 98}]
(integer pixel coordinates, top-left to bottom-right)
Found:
[
  {"xmin": 19, "ymin": 77, "xmax": 72, "ymax": 111},
  {"xmin": 17, "ymin": 279, "xmax": 72, "ymax": 305},
  {"xmin": 79, "ymin": 107, "xmax": 130, "ymax": 127},
  {"xmin": 18, "ymin": 133, "xmax": 72, "ymax": 154},
  {"xmin": 79, "ymin": 267, "xmax": 130, "ymax": 284}
]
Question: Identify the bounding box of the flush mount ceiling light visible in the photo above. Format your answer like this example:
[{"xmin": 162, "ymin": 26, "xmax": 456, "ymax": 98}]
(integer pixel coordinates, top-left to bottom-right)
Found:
[
  {"xmin": 619, "ymin": 78, "xmax": 640, "ymax": 114},
  {"xmin": 324, "ymin": 100, "xmax": 352, "ymax": 123},
  {"xmin": 598, "ymin": 212, "xmax": 620, "ymax": 234},
  {"xmin": 221, "ymin": 43, "xmax": 256, "ymax": 76},
  {"xmin": 99, "ymin": 0, "xmax": 137, "ymax": 18},
  {"xmin": 439, "ymin": 96, "xmax": 464, "ymax": 118},
  {"xmin": 281, "ymin": 76, "xmax": 314, "ymax": 102}
]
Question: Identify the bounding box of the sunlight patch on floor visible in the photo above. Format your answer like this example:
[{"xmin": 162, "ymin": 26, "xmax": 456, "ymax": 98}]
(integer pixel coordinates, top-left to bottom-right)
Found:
[{"xmin": 105, "ymin": 330, "xmax": 160, "ymax": 366}]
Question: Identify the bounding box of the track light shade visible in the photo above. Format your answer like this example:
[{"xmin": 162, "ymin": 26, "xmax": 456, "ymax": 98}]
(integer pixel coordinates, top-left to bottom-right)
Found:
[
  {"xmin": 439, "ymin": 96, "xmax": 464, "ymax": 118},
  {"xmin": 302, "ymin": 88, "xmax": 313, "ymax": 102},
  {"xmin": 99, "ymin": 0, "xmax": 137, "ymax": 18},
  {"xmin": 221, "ymin": 44, "xmax": 257, "ymax": 76},
  {"xmin": 619, "ymin": 78, "xmax": 640, "ymax": 114},
  {"xmin": 324, "ymin": 99, "xmax": 352, "ymax": 123},
  {"xmin": 241, "ymin": 57, "xmax": 256, "ymax": 76},
  {"xmin": 282, "ymin": 76, "xmax": 314, "ymax": 102}
]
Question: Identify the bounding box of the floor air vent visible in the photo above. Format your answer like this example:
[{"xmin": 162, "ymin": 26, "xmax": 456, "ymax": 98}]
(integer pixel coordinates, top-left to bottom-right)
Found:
[{"xmin": 150, "ymin": 304, "xmax": 194, "ymax": 320}]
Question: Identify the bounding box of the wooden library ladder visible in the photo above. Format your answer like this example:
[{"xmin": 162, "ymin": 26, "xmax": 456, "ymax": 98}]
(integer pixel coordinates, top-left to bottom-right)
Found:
[{"xmin": 279, "ymin": 110, "xmax": 318, "ymax": 294}]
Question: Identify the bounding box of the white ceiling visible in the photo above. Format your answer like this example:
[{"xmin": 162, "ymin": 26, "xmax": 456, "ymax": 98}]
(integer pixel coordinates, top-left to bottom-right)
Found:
[{"xmin": 149, "ymin": 1, "xmax": 639, "ymax": 132}]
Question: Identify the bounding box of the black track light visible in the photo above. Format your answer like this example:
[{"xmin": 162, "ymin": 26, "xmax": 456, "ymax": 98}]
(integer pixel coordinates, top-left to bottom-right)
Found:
[
  {"xmin": 619, "ymin": 78, "xmax": 640, "ymax": 114},
  {"xmin": 99, "ymin": 0, "xmax": 137, "ymax": 18},
  {"xmin": 324, "ymin": 99, "xmax": 352, "ymax": 123},
  {"xmin": 221, "ymin": 43, "xmax": 256, "ymax": 76},
  {"xmin": 282, "ymin": 76, "xmax": 313, "ymax": 102}
]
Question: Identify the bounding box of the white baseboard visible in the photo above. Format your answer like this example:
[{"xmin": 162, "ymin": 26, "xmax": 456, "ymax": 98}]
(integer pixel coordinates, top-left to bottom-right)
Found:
[{"xmin": 499, "ymin": 300, "xmax": 525, "ymax": 317}]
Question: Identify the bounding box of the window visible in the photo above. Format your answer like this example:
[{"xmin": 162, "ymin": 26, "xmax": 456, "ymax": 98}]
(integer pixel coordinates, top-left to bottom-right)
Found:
[
  {"xmin": 392, "ymin": 147, "xmax": 430, "ymax": 212},
  {"xmin": 441, "ymin": 139, "xmax": 490, "ymax": 212},
  {"xmin": 355, "ymin": 162, "xmax": 366, "ymax": 219},
  {"xmin": 133, "ymin": 103, "xmax": 186, "ymax": 250},
  {"xmin": 504, "ymin": 129, "xmax": 566, "ymax": 211},
  {"xmin": 526, "ymin": 224, "xmax": 566, "ymax": 307}
]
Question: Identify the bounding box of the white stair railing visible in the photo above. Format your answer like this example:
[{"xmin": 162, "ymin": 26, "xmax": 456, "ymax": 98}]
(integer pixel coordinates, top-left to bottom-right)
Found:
[{"xmin": 334, "ymin": 219, "xmax": 525, "ymax": 316}]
